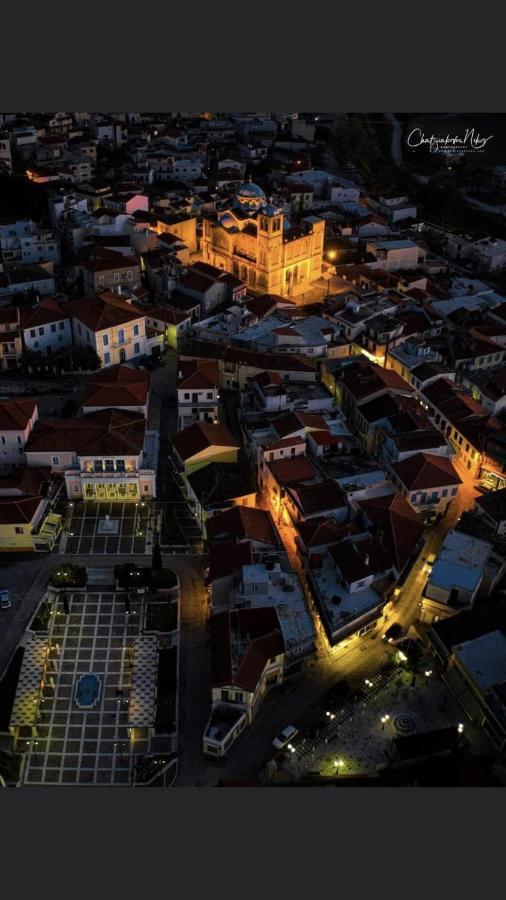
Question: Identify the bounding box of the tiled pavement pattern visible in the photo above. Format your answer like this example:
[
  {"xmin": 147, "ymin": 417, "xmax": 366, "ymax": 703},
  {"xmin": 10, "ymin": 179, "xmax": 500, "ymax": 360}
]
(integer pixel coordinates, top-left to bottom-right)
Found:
[
  {"xmin": 19, "ymin": 591, "xmax": 151, "ymax": 786},
  {"xmin": 65, "ymin": 502, "xmax": 150, "ymax": 555},
  {"xmin": 282, "ymin": 664, "xmax": 477, "ymax": 779}
]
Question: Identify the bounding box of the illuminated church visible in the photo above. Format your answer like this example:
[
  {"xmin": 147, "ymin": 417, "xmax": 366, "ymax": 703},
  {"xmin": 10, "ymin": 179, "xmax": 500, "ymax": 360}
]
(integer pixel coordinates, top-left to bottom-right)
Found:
[{"xmin": 200, "ymin": 178, "xmax": 324, "ymax": 296}]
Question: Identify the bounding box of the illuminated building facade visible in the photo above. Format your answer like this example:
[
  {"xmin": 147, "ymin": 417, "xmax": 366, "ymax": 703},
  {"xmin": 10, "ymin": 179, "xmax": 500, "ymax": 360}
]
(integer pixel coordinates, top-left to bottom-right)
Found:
[{"xmin": 200, "ymin": 179, "xmax": 324, "ymax": 297}]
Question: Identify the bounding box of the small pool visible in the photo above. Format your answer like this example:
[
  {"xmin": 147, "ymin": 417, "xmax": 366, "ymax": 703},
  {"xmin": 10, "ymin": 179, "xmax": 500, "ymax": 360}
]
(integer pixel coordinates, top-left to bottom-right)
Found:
[{"xmin": 75, "ymin": 673, "xmax": 102, "ymax": 709}]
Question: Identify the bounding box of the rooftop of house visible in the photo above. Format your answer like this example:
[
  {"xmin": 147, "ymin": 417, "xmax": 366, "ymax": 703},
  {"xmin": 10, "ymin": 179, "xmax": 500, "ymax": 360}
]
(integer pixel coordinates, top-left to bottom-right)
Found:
[
  {"xmin": 0, "ymin": 495, "xmax": 43, "ymax": 525},
  {"xmin": 0, "ymin": 398, "xmax": 37, "ymax": 431},
  {"xmin": 82, "ymin": 246, "xmax": 140, "ymax": 273},
  {"xmin": 267, "ymin": 455, "xmax": 318, "ymax": 486},
  {"xmin": 67, "ymin": 293, "xmax": 145, "ymax": 332},
  {"xmin": 340, "ymin": 360, "xmax": 412, "ymax": 401},
  {"xmin": 453, "ymin": 630, "xmax": 506, "ymax": 692},
  {"xmin": 358, "ymin": 491, "xmax": 425, "ymax": 573},
  {"xmin": 476, "ymin": 487, "xmax": 506, "ymax": 523},
  {"xmin": 233, "ymin": 560, "xmax": 315, "ymax": 655},
  {"xmin": 177, "ymin": 358, "xmax": 220, "ymax": 391},
  {"xmin": 25, "ymin": 409, "xmax": 147, "ymax": 457},
  {"xmin": 172, "ymin": 420, "xmax": 239, "ymax": 462},
  {"xmin": 427, "ymin": 529, "xmax": 493, "ymax": 598},
  {"xmin": 287, "ymin": 478, "xmax": 347, "ymax": 517},
  {"xmin": 20, "ymin": 299, "xmax": 69, "ymax": 329},
  {"xmin": 81, "ymin": 364, "xmax": 149, "ymax": 409},
  {"xmin": 207, "ymin": 539, "xmax": 254, "ymax": 583},
  {"xmin": 206, "ymin": 504, "xmax": 279, "ymax": 546},
  {"xmin": 390, "ymin": 452, "xmax": 462, "ymax": 491},
  {"xmin": 187, "ymin": 462, "xmax": 256, "ymax": 507},
  {"xmin": 209, "ymin": 607, "xmax": 284, "ymax": 692}
]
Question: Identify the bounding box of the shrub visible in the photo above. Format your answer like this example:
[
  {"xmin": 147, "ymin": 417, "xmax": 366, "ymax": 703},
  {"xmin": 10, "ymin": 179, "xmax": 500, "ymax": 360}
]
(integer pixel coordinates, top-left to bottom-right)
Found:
[{"xmin": 50, "ymin": 565, "xmax": 87, "ymax": 588}]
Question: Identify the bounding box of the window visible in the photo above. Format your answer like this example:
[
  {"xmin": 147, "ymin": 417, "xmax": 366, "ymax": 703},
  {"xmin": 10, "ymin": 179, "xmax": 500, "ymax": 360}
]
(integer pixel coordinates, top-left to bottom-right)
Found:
[
  {"xmin": 73, "ymin": 484, "xmax": 80, "ymax": 493},
  {"xmin": 442, "ymin": 489, "xmax": 448, "ymax": 497},
  {"xmin": 126, "ymin": 270, "xmax": 132, "ymax": 280},
  {"xmin": 51, "ymin": 456, "xmax": 60, "ymax": 465},
  {"xmin": 30, "ymin": 329, "xmax": 36, "ymax": 338},
  {"xmin": 134, "ymin": 342, "xmax": 140, "ymax": 355},
  {"xmin": 0, "ymin": 436, "xmax": 5, "ymax": 445},
  {"xmin": 133, "ymin": 324, "xmax": 139, "ymax": 336},
  {"xmin": 207, "ymin": 392, "xmax": 213, "ymax": 399},
  {"xmin": 113, "ymin": 273, "xmax": 120, "ymax": 282},
  {"xmin": 103, "ymin": 334, "xmax": 109, "ymax": 346},
  {"xmin": 104, "ymin": 352, "xmax": 110, "ymax": 365},
  {"xmin": 118, "ymin": 329, "xmax": 125, "ymax": 344},
  {"xmin": 51, "ymin": 323, "xmax": 57, "ymax": 333},
  {"xmin": 15, "ymin": 526, "xmax": 24, "ymax": 535},
  {"xmin": 98, "ymin": 275, "xmax": 105, "ymax": 285},
  {"xmin": 184, "ymin": 393, "xmax": 190, "ymax": 400},
  {"xmin": 143, "ymin": 484, "xmax": 150, "ymax": 493},
  {"xmin": 77, "ymin": 323, "xmax": 82, "ymax": 335},
  {"xmin": 59, "ymin": 321, "xmax": 65, "ymax": 330},
  {"xmin": 451, "ymin": 487, "xmax": 458, "ymax": 496},
  {"xmin": 38, "ymin": 327, "xmax": 44, "ymax": 336}
]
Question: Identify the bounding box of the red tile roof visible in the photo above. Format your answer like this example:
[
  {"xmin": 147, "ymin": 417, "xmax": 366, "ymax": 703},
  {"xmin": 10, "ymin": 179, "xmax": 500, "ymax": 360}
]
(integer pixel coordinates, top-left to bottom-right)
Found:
[
  {"xmin": 391, "ymin": 452, "xmax": 462, "ymax": 491},
  {"xmin": 177, "ymin": 358, "xmax": 220, "ymax": 390},
  {"xmin": 210, "ymin": 609, "xmax": 283, "ymax": 692},
  {"xmin": 82, "ymin": 246, "xmax": 139, "ymax": 273},
  {"xmin": 295, "ymin": 517, "xmax": 357, "ymax": 549},
  {"xmin": 25, "ymin": 409, "xmax": 146, "ymax": 456},
  {"xmin": 206, "ymin": 505, "xmax": 279, "ymax": 546},
  {"xmin": 358, "ymin": 492, "xmax": 424, "ymax": 572},
  {"xmin": 207, "ymin": 539, "xmax": 254, "ymax": 582},
  {"xmin": 0, "ymin": 399, "xmax": 37, "ymax": 430},
  {"xmin": 288, "ymin": 478, "xmax": 346, "ymax": 516},
  {"xmin": 20, "ymin": 299, "xmax": 69, "ymax": 329},
  {"xmin": 172, "ymin": 421, "xmax": 239, "ymax": 462},
  {"xmin": 82, "ymin": 364, "xmax": 149, "ymax": 409},
  {"xmin": 268, "ymin": 456, "xmax": 318, "ymax": 486},
  {"xmin": 0, "ymin": 495, "xmax": 42, "ymax": 525},
  {"xmin": 67, "ymin": 294, "xmax": 145, "ymax": 332}
]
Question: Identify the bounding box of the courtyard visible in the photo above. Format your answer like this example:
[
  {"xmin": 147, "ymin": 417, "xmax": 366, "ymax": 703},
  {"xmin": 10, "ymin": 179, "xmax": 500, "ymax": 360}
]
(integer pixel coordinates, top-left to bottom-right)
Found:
[
  {"xmin": 276, "ymin": 662, "xmax": 489, "ymax": 781},
  {"xmin": 12, "ymin": 589, "xmax": 153, "ymax": 786},
  {"xmin": 64, "ymin": 502, "xmax": 151, "ymax": 555}
]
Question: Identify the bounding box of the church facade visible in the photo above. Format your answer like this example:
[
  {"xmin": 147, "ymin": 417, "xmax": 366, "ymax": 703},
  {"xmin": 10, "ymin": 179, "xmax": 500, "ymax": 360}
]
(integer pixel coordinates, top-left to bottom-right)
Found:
[{"xmin": 200, "ymin": 180, "xmax": 325, "ymax": 296}]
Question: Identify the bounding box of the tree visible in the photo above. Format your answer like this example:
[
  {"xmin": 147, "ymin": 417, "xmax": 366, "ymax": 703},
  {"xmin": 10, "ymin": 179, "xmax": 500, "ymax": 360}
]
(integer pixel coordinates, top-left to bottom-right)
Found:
[{"xmin": 152, "ymin": 541, "xmax": 163, "ymax": 571}]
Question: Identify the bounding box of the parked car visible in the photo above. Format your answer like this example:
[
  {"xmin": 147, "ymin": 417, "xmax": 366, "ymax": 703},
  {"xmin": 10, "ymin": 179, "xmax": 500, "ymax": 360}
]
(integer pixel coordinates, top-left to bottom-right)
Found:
[
  {"xmin": 382, "ymin": 623, "xmax": 405, "ymax": 644},
  {"xmin": 272, "ymin": 725, "xmax": 298, "ymax": 751},
  {"xmin": 0, "ymin": 590, "xmax": 12, "ymax": 610}
]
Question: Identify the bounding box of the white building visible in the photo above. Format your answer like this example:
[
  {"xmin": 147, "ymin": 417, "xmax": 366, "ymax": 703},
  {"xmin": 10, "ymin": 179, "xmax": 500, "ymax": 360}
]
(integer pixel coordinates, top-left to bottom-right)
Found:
[
  {"xmin": 68, "ymin": 293, "xmax": 147, "ymax": 367},
  {"xmin": 366, "ymin": 239, "xmax": 423, "ymax": 272},
  {"xmin": 0, "ymin": 399, "xmax": 38, "ymax": 468},
  {"xmin": 25, "ymin": 409, "xmax": 157, "ymax": 501},
  {"xmin": 20, "ymin": 300, "xmax": 72, "ymax": 355}
]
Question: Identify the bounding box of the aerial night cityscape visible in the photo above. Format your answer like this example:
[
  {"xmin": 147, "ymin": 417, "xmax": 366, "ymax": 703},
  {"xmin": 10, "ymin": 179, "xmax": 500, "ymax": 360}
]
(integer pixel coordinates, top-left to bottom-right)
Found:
[{"xmin": 2, "ymin": 110, "xmax": 506, "ymax": 789}]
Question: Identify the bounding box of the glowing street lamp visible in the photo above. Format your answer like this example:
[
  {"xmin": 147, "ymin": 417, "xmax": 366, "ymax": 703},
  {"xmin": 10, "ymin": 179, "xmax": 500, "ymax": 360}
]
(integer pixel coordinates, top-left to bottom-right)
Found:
[
  {"xmin": 381, "ymin": 714, "xmax": 390, "ymax": 730},
  {"xmin": 458, "ymin": 723, "xmax": 464, "ymax": 734},
  {"xmin": 425, "ymin": 669, "xmax": 433, "ymax": 683}
]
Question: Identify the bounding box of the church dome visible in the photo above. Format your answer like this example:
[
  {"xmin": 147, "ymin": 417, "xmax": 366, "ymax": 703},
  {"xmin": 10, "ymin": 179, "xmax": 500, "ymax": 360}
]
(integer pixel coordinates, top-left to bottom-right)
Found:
[{"xmin": 236, "ymin": 178, "xmax": 266, "ymax": 205}]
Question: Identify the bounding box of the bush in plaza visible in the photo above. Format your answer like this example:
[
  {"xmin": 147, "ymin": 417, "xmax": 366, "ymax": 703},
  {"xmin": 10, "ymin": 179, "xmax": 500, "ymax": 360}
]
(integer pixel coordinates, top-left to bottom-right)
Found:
[{"xmin": 50, "ymin": 565, "xmax": 87, "ymax": 588}]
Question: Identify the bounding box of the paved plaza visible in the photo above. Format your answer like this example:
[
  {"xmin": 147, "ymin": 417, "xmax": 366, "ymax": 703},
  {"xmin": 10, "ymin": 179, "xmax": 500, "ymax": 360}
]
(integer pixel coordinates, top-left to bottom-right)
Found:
[
  {"xmin": 63, "ymin": 502, "xmax": 151, "ymax": 555},
  {"xmin": 279, "ymin": 664, "xmax": 488, "ymax": 780},
  {"xmin": 12, "ymin": 589, "xmax": 152, "ymax": 786}
]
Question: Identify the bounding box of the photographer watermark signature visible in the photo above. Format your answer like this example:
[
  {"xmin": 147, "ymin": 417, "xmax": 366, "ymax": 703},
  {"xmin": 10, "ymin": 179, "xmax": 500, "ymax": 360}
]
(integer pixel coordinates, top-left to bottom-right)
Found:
[{"xmin": 407, "ymin": 127, "xmax": 494, "ymax": 154}]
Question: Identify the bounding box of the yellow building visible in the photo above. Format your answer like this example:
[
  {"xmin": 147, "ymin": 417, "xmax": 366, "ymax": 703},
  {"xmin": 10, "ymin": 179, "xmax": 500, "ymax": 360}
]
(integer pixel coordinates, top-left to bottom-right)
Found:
[{"xmin": 200, "ymin": 179, "xmax": 324, "ymax": 298}]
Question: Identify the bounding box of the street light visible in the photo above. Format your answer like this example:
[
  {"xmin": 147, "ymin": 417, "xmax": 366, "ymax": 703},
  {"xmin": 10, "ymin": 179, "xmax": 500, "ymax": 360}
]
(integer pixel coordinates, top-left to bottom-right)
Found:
[
  {"xmin": 425, "ymin": 669, "xmax": 433, "ymax": 683},
  {"xmin": 458, "ymin": 723, "xmax": 464, "ymax": 734},
  {"xmin": 381, "ymin": 714, "xmax": 390, "ymax": 730}
]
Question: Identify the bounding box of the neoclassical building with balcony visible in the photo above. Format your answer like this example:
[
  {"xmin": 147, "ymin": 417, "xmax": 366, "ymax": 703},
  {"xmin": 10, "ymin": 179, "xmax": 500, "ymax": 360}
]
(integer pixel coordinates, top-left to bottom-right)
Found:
[
  {"xmin": 68, "ymin": 292, "xmax": 148, "ymax": 367},
  {"xmin": 200, "ymin": 179, "xmax": 324, "ymax": 298},
  {"xmin": 24, "ymin": 409, "xmax": 157, "ymax": 501}
]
